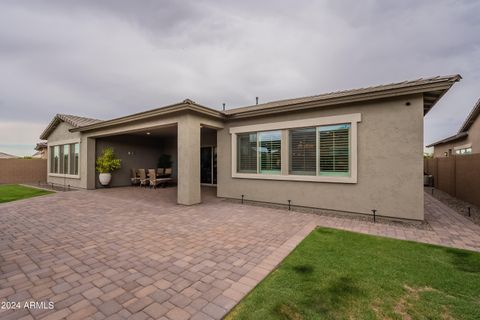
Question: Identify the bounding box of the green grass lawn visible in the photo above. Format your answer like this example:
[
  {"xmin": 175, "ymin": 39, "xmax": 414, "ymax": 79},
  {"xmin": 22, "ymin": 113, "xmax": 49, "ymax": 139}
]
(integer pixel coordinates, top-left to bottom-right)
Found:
[
  {"xmin": 227, "ymin": 227, "xmax": 480, "ymax": 320},
  {"xmin": 0, "ymin": 184, "xmax": 52, "ymax": 203}
]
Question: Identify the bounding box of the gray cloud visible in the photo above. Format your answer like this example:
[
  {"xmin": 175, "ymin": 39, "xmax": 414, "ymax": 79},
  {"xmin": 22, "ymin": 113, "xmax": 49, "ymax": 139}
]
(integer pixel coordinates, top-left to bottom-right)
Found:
[{"xmin": 0, "ymin": 0, "xmax": 479, "ymax": 155}]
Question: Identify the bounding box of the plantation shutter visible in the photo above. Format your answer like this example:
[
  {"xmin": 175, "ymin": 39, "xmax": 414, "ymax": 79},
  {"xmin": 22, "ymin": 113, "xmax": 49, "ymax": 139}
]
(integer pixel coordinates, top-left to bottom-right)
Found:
[
  {"xmin": 290, "ymin": 127, "xmax": 316, "ymax": 175},
  {"xmin": 259, "ymin": 131, "xmax": 281, "ymax": 173},
  {"xmin": 237, "ymin": 133, "xmax": 257, "ymax": 173},
  {"xmin": 319, "ymin": 124, "xmax": 350, "ymax": 176}
]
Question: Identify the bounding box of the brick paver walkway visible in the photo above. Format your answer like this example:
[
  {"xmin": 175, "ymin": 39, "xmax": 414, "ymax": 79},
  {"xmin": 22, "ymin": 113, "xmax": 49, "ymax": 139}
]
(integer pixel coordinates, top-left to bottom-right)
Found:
[{"xmin": 1, "ymin": 188, "xmax": 479, "ymax": 319}]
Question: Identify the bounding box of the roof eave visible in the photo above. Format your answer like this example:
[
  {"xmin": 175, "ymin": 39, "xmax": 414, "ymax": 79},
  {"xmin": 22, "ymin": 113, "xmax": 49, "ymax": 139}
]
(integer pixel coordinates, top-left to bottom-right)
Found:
[
  {"xmin": 226, "ymin": 81, "xmax": 458, "ymax": 120},
  {"xmin": 426, "ymin": 132, "xmax": 468, "ymax": 147},
  {"xmin": 458, "ymin": 98, "xmax": 480, "ymax": 133},
  {"xmin": 70, "ymin": 102, "xmax": 225, "ymax": 133},
  {"xmin": 39, "ymin": 116, "xmax": 61, "ymax": 140}
]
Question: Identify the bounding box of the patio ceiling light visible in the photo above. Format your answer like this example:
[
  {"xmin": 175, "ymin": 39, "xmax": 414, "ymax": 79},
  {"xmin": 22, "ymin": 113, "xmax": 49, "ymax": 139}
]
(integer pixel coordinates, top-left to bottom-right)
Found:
[{"xmin": 146, "ymin": 132, "xmax": 151, "ymax": 135}]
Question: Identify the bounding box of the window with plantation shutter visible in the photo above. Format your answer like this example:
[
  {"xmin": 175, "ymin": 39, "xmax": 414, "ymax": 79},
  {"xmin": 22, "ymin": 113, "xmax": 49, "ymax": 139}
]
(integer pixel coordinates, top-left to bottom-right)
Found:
[
  {"xmin": 231, "ymin": 113, "xmax": 359, "ymax": 182},
  {"xmin": 319, "ymin": 124, "xmax": 350, "ymax": 176},
  {"xmin": 259, "ymin": 131, "xmax": 281, "ymax": 174},
  {"xmin": 290, "ymin": 127, "xmax": 316, "ymax": 175},
  {"xmin": 237, "ymin": 133, "xmax": 257, "ymax": 173}
]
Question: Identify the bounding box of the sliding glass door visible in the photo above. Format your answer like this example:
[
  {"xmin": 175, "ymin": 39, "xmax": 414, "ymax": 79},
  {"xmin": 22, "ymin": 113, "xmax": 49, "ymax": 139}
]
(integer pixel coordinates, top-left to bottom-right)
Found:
[{"xmin": 201, "ymin": 146, "xmax": 217, "ymax": 184}]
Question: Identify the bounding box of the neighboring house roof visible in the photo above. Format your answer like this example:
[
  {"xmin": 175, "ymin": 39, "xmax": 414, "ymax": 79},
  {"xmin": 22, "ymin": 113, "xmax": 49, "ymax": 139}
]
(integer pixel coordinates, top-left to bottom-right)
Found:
[
  {"xmin": 426, "ymin": 132, "xmax": 468, "ymax": 147},
  {"xmin": 41, "ymin": 75, "xmax": 461, "ymax": 138},
  {"xmin": 32, "ymin": 151, "xmax": 43, "ymax": 158},
  {"xmin": 35, "ymin": 142, "xmax": 47, "ymax": 151},
  {"xmin": 426, "ymin": 97, "xmax": 480, "ymax": 147},
  {"xmin": 0, "ymin": 152, "xmax": 19, "ymax": 159},
  {"xmin": 40, "ymin": 114, "xmax": 102, "ymax": 140},
  {"xmin": 458, "ymin": 98, "xmax": 480, "ymax": 133}
]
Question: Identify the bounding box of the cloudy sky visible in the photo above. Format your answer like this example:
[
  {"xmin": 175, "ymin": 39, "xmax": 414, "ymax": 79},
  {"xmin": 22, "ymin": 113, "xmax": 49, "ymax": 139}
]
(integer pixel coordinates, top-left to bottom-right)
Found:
[{"xmin": 1, "ymin": 0, "xmax": 479, "ymax": 156}]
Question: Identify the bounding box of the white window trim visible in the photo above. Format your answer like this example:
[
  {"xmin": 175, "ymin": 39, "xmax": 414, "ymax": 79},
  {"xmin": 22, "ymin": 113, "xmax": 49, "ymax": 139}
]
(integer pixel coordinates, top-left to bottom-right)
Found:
[
  {"xmin": 453, "ymin": 143, "xmax": 472, "ymax": 150},
  {"xmin": 48, "ymin": 139, "xmax": 81, "ymax": 178},
  {"xmin": 230, "ymin": 113, "xmax": 361, "ymax": 183}
]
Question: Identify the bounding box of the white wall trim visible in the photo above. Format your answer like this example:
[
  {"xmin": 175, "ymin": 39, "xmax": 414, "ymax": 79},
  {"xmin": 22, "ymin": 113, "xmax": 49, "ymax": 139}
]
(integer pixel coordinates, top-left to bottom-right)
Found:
[
  {"xmin": 230, "ymin": 113, "xmax": 361, "ymax": 184},
  {"xmin": 453, "ymin": 143, "xmax": 472, "ymax": 150},
  {"xmin": 48, "ymin": 173, "xmax": 81, "ymax": 179}
]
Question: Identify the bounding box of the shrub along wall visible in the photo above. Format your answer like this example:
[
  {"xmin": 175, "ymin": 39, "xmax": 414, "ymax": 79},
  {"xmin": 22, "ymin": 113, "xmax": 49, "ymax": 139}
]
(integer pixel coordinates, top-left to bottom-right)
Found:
[
  {"xmin": 425, "ymin": 154, "xmax": 480, "ymax": 207},
  {"xmin": 0, "ymin": 159, "xmax": 47, "ymax": 184}
]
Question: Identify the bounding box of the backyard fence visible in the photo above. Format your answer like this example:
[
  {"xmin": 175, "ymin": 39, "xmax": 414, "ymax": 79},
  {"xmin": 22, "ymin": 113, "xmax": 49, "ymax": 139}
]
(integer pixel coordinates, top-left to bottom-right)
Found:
[
  {"xmin": 424, "ymin": 154, "xmax": 480, "ymax": 207},
  {"xmin": 0, "ymin": 159, "xmax": 47, "ymax": 184}
]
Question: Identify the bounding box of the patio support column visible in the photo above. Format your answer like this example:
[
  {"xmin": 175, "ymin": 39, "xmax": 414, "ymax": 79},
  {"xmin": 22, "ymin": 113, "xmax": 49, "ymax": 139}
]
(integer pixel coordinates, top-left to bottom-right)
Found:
[
  {"xmin": 177, "ymin": 114, "xmax": 201, "ymax": 205},
  {"xmin": 85, "ymin": 137, "xmax": 96, "ymax": 190}
]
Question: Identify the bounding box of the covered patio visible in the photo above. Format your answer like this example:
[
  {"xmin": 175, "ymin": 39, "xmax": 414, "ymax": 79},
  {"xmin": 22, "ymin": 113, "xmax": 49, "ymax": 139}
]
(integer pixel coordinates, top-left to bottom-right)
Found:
[{"xmin": 81, "ymin": 109, "xmax": 223, "ymax": 205}]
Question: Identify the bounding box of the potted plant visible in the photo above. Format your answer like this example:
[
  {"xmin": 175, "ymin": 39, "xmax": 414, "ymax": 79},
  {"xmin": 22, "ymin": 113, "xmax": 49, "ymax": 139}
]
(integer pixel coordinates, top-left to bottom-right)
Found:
[{"xmin": 96, "ymin": 147, "xmax": 121, "ymax": 186}]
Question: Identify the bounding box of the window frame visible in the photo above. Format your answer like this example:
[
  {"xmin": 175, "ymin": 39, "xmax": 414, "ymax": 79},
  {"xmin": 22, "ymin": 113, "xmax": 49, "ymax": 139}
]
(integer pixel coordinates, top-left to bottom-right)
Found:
[
  {"xmin": 454, "ymin": 144, "xmax": 472, "ymax": 155},
  {"xmin": 48, "ymin": 139, "xmax": 81, "ymax": 179},
  {"xmin": 289, "ymin": 127, "xmax": 317, "ymax": 176},
  {"xmin": 230, "ymin": 113, "xmax": 361, "ymax": 183}
]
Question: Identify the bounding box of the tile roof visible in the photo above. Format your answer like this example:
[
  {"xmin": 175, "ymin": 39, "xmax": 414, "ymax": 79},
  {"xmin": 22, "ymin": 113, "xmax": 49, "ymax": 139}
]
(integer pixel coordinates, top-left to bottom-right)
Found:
[
  {"xmin": 56, "ymin": 114, "xmax": 102, "ymax": 127},
  {"xmin": 458, "ymin": 98, "xmax": 480, "ymax": 133},
  {"xmin": 0, "ymin": 152, "xmax": 19, "ymax": 159},
  {"xmin": 427, "ymin": 97, "xmax": 480, "ymax": 147},
  {"xmin": 40, "ymin": 114, "xmax": 103, "ymax": 140},
  {"xmin": 35, "ymin": 142, "xmax": 48, "ymax": 150},
  {"xmin": 41, "ymin": 74, "xmax": 460, "ymax": 137},
  {"xmin": 225, "ymin": 75, "xmax": 461, "ymax": 116},
  {"xmin": 426, "ymin": 132, "xmax": 468, "ymax": 148}
]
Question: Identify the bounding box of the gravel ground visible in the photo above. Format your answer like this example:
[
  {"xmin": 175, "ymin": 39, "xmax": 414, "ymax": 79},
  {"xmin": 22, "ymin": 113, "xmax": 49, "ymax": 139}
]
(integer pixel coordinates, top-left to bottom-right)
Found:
[{"xmin": 424, "ymin": 187, "xmax": 480, "ymax": 225}]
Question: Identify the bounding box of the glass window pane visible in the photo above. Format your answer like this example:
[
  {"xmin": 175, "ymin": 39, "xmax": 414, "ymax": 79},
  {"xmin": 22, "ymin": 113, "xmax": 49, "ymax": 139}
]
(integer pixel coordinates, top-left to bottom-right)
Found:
[
  {"xmin": 319, "ymin": 124, "xmax": 350, "ymax": 176},
  {"xmin": 63, "ymin": 144, "xmax": 69, "ymax": 174},
  {"xmin": 53, "ymin": 146, "xmax": 60, "ymax": 173},
  {"xmin": 237, "ymin": 133, "xmax": 257, "ymax": 173},
  {"xmin": 59, "ymin": 145, "xmax": 64, "ymax": 174},
  {"xmin": 259, "ymin": 131, "xmax": 281, "ymax": 174},
  {"xmin": 74, "ymin": 143, "xmax": 79, "ymax": 175},
  {"xmin": 69, "ymin": 144, "xmax": 75, "ymax": 174},
  {"xmin": 290, "ymin": 127, "xmax": 316, "ymax": 175}
]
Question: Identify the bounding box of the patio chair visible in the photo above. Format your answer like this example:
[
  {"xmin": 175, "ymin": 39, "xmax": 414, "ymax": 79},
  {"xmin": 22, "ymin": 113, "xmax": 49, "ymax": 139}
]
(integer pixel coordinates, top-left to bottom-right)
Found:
[
  {"xmin": 164, "ymin": 168, "xmax": 172, "ymax": 177},
  {"xmin": 157, "ymin": 168, "xmax": 165, "ymax": 177},
  {"xmin": 149, "ymin": 169, "xmax": 172, "ymax": 189},
  {"xmin": 138, "ymin": 169, "xmax": 149, "ymax": 188},
  {"xmin": 130, "ymin": 169, "xmax": 140, "ymax": 186}
]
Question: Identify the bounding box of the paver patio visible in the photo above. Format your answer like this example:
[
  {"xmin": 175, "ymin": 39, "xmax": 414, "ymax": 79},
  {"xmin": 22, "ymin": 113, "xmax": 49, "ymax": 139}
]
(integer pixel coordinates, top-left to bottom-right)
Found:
[{"xmin": 1, "ymin": 187, "xmax": 480, "ymax": 320}]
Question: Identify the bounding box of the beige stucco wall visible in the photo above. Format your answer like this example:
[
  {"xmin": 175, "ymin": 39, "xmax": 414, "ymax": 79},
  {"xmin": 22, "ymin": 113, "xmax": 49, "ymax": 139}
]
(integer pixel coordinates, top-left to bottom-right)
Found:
[
  {"xmin": 46, "ymin": 121, "xmax": 91, "ymax": 189},
  {"xmin": 433, "ymin": 115, "xmax": 480, "ymax": 157},
  {"xmin": 217, "ymin": 94, "xmax": 425, "ymax": 220},
  {"xmin": 433, "ymin": 143, "xmax": 455, "ymax": 158}
]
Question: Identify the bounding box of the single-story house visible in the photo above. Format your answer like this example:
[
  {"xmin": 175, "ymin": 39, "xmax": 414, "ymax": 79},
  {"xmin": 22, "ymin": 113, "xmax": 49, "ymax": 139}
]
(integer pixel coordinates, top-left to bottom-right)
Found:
[
  {"xmin": 40, "ymin": 75, "xmax": 460, "ymax": 221},
  {"xmin": 427, "ymin": 98, "xmax": 480, "ymax": 157},
  {"xmin": 0, "ymin": 152, "xmax": 20, "ymax": 159},
  {"xmin": 32, "ymin": 142, "xmax": 48, "ymax": 159}
]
